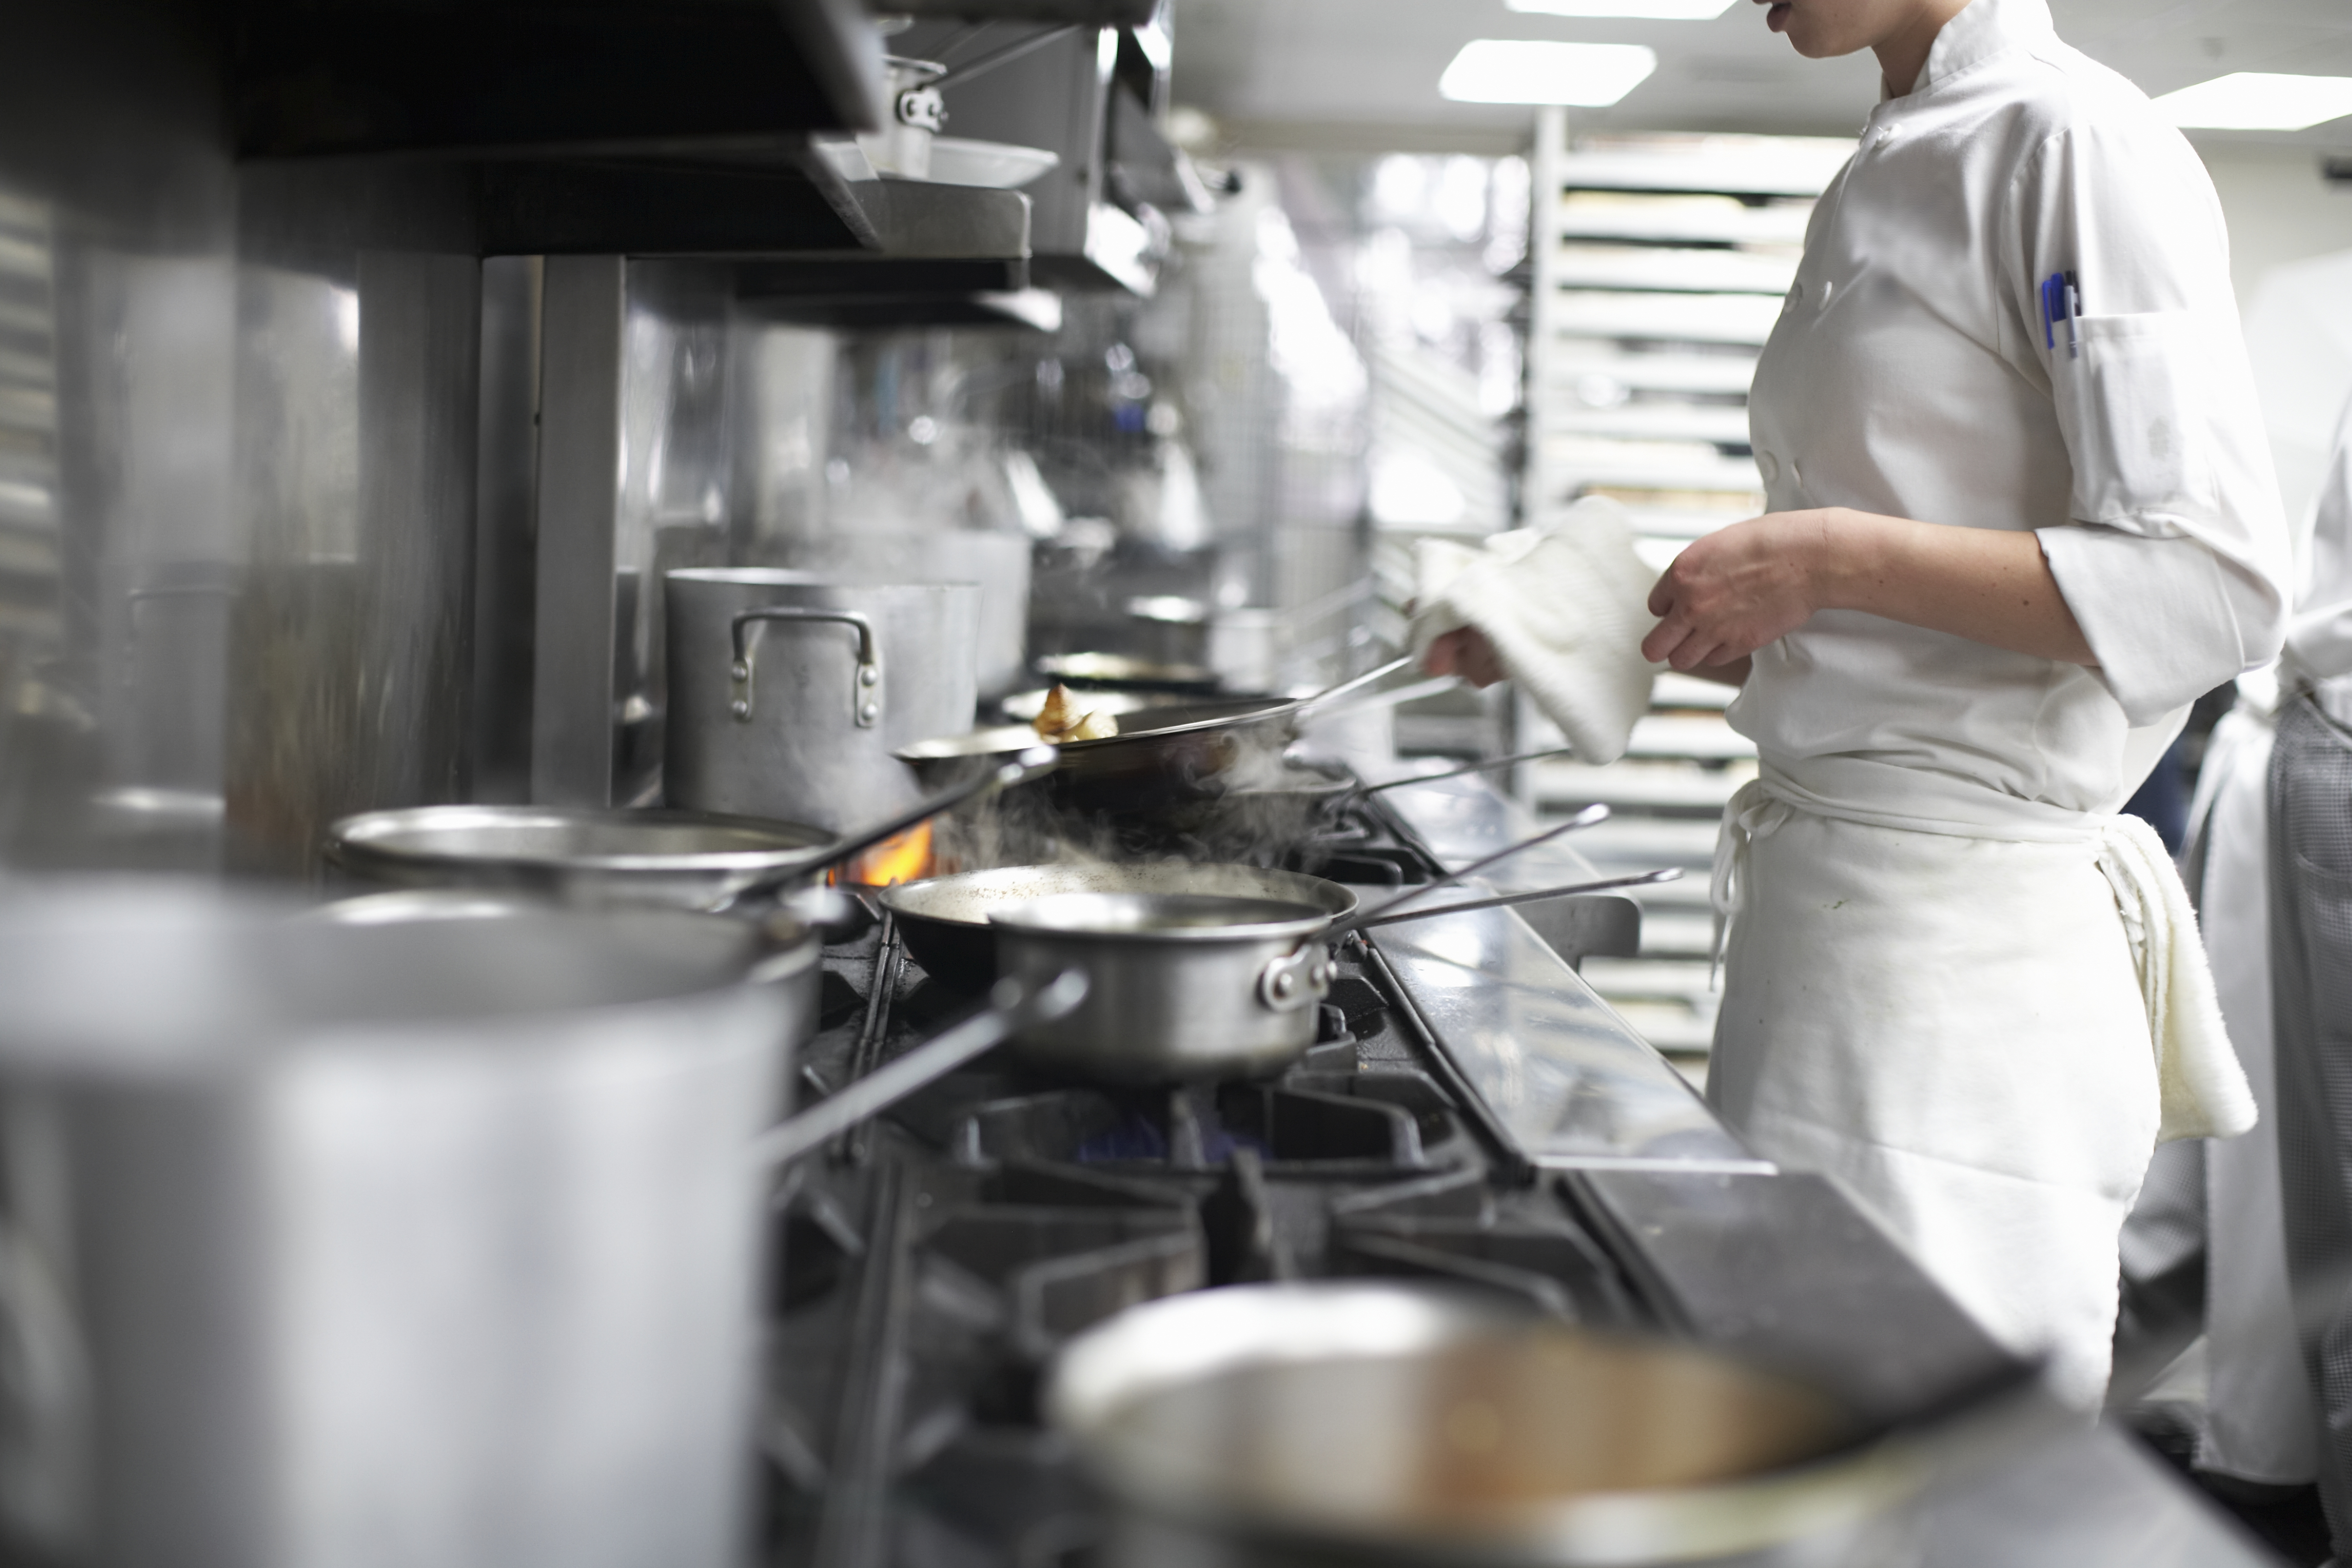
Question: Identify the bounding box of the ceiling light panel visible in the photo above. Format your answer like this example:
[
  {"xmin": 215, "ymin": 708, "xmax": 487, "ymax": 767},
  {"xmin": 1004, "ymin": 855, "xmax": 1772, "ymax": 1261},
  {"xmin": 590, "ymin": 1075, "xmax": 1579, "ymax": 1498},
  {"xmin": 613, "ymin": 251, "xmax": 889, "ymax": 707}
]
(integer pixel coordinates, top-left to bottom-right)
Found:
[
  {"xmin": 2154, "ymin": 72, "xmax": 2352, "ymax": 131},
  {"xmin": 1507, "ymin": 0, "xmax": 1738, "ymax": 18},
  {"xmin": 1440, "ymin": 40, "xmax": 1660, "ymax": 105}
]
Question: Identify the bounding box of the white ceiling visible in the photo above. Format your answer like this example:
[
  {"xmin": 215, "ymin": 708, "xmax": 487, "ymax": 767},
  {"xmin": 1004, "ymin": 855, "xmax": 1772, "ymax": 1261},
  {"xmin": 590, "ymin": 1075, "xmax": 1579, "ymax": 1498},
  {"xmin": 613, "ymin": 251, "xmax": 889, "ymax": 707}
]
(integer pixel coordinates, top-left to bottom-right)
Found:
[{"xmin": 1170, "ymin": 0, "xmax": 2352, "ymax": 150}]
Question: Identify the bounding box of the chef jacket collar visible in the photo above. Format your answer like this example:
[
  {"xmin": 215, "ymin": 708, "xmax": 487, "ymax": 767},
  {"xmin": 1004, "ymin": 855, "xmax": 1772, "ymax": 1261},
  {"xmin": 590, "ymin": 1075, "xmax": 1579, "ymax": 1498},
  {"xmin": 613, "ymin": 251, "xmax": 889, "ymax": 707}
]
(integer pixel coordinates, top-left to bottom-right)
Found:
[{"xmin": 1875, "ymin": 0, "xmax": 2056, "ymax": 104}]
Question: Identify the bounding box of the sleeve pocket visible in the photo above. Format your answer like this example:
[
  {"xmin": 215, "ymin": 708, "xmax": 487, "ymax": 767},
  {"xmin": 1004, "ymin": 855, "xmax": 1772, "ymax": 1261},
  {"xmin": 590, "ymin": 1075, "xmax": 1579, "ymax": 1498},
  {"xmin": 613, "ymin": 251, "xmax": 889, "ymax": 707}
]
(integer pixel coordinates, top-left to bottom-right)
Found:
[{"xmin": 2052, "ymin": 311, "xmax": 2214, "ymax": 532}]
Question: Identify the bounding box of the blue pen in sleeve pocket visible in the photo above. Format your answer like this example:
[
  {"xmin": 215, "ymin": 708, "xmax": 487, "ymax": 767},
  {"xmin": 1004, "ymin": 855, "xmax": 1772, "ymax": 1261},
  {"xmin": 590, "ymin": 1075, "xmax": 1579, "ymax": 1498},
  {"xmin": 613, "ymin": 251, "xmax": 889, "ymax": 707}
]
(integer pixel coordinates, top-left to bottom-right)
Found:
[{"xmin": 2041, "ymin": 270, "xmax": 2081, "ymax": 360}]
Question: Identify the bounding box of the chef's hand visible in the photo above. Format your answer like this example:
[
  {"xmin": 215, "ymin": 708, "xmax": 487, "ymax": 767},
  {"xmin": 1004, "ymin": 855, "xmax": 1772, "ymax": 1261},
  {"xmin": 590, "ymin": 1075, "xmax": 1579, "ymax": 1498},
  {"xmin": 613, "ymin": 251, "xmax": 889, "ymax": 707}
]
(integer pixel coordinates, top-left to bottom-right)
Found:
[
  {"xmin": 1642, "ymin": 511, "xmax": 1824, "ymax": 671},
  {"xmin": 1423, "ymin": 626, "xmax": 1506, "ymax": 687}
]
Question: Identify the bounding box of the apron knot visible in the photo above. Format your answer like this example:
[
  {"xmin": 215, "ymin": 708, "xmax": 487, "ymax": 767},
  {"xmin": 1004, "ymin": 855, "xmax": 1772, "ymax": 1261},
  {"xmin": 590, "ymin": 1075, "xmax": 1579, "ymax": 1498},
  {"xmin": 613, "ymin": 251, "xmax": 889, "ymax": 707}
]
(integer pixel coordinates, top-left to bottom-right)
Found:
[{"xmin": 1710, "ymin": 778, "xmax": 1793, "ymax": 983}]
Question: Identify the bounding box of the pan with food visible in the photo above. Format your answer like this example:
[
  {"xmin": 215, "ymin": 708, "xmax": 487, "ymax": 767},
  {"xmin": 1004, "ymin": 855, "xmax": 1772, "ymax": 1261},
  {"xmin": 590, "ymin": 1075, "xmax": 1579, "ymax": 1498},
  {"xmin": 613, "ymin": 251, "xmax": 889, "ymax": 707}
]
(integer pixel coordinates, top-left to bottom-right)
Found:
[{"xmin": 898, "ymin": 657, "xmax": 1420, "ymax": 811}]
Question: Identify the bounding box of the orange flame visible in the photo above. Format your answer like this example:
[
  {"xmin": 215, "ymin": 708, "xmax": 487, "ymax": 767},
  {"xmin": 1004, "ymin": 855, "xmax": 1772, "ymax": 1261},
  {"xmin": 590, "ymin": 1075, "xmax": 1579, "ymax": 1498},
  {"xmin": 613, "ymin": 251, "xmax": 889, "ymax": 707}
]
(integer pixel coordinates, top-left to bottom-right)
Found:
[{"xmin": 830, "ymin": 821, "xmax": 934, "ymax": 888}]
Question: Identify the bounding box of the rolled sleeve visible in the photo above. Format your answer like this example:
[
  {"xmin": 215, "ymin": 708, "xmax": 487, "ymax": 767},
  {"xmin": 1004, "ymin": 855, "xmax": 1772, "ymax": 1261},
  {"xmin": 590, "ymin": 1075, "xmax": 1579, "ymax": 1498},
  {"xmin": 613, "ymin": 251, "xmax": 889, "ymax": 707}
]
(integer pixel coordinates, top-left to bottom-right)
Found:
[
  {"xmin": 2040, "ymin": 525, "xmax": 2283, "ymax": 724},
  {"xmin": 2004, "ymin": 120, "xmax": 2292, "ymax": 662}
]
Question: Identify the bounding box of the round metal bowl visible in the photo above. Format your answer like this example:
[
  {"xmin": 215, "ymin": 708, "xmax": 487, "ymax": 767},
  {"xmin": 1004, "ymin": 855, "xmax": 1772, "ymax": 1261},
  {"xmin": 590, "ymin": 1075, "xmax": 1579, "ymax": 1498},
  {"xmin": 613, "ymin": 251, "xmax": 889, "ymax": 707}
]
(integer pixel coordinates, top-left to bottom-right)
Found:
[
  {"xmin": 1034, "ymin": 652, "xmax": 1220, "ymax": 692},
  {"xmin": 880, "ymin": 863, "xmax": 1357, "ymax": 993},
  {"xmin": 997, "ymin": 687, "xmax": 1200, "ymax": 725},
  {"xmin": 326, "ymin": 804, "xmax": 838, "ymax": 910},
  {"xmin": 1048, "ymin": 1282, "xmax": 1937, "ymax": 1568}
]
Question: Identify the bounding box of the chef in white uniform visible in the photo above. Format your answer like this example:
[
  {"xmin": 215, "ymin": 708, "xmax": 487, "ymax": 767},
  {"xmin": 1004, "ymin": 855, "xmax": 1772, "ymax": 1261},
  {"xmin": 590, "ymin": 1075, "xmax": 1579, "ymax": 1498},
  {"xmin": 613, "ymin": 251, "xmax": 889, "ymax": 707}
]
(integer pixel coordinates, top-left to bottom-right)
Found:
[
  {"xmin": 1428, "ymin": 0, "xmax": 2289, "ymax": 1405},
  {"xmin": 2166, "ymin": 400, "xmax": 2352, "ymax": 1503},
  {"xmin": 2264, "ymin": 397, "xmax": 2352, "ymax": 1551}
]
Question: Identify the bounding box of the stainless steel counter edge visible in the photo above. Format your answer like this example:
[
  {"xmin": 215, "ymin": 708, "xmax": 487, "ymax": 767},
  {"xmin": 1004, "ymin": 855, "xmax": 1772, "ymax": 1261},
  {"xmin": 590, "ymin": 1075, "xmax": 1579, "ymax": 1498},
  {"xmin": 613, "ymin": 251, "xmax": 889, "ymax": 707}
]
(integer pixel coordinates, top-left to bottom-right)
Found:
[{"xmin": 1362, "ymin": 772, "xmax": 1764, "ymax": 1172}]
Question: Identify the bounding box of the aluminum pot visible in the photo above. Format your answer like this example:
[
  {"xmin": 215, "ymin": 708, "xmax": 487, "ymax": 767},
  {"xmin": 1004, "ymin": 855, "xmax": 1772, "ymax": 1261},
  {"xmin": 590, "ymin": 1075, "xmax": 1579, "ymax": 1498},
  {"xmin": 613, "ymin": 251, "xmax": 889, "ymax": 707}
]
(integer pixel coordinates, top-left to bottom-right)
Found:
[
  {"xmin": 665, "ymin": 569, "xmax": 980, "ymax": 833},
  {"xmin": 1047, "ymin": 1282, "xmax": 1973, "ymax": 1568},
  {"xmin": 0, "ymin": 880, "xmax": 799, "ymax": 1568}
]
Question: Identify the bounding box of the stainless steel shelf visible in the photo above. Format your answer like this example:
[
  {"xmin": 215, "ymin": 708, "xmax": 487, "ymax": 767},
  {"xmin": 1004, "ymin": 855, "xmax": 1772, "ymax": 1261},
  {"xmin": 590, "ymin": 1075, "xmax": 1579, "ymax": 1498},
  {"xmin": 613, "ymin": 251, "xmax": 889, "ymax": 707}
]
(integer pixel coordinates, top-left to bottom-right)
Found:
[{"xmin": 230, "ymin": 0, "xmax": 888, "ymax": 158}]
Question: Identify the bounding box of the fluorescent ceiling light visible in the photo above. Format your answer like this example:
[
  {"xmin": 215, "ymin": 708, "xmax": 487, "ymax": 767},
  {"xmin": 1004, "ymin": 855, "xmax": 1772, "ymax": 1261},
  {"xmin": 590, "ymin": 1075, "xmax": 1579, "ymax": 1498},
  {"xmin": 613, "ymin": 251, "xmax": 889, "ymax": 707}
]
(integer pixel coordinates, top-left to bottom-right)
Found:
[
  {"xmin": 1440, "ymin": 40, "xmax": 1659, "ymax": 105},
  {"xmin": 2154, "ymin": 72, "xmax": 2352, "ymax": 131},
  {"xmin": 1507, "ymin": 0, "xmax": 1736, "ymax": 18}
]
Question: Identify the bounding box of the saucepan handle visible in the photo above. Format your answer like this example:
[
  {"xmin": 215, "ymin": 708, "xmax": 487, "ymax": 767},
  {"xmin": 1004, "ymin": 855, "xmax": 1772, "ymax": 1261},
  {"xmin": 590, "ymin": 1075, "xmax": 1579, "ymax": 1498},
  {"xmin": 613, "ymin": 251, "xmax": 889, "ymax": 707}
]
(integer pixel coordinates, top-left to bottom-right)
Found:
[
  {"xmin": 730, "ymin": 608, "xmax": 882, "ymax": 728},
  {"xmin": 747, "ymin": 969, "xmax": 1088, "ymax": 1169}
]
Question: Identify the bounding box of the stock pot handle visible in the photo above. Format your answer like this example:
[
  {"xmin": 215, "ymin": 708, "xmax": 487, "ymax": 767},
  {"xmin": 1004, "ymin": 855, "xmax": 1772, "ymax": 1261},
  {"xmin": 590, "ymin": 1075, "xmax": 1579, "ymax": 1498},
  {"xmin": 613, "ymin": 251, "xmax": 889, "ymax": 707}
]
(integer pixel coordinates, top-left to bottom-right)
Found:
[{"xmin": 730, "ymin": 608, "xmax": 882, "ymax": 728}]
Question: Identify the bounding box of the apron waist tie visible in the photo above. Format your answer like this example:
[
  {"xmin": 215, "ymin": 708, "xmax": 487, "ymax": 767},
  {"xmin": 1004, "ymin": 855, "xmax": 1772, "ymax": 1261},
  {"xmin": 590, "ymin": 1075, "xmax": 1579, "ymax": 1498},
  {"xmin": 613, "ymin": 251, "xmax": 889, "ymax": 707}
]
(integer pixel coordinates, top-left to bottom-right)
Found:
[
  {"xmin": 1711, "ymin": 774, "xmax": 2254, "ymax": 1144},
  {"xmin": 1709, "ymin": 777, "xmax": 1792, "ymax": 983}
]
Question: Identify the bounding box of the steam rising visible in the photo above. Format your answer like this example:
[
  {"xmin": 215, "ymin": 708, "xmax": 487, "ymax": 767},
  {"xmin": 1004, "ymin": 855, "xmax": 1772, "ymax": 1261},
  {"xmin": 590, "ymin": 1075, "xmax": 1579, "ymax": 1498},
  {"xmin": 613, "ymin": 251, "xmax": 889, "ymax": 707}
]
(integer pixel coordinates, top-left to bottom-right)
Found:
[{"xmin": 931, "ymin": 721, "xmax": 1363, "ymax": 878}]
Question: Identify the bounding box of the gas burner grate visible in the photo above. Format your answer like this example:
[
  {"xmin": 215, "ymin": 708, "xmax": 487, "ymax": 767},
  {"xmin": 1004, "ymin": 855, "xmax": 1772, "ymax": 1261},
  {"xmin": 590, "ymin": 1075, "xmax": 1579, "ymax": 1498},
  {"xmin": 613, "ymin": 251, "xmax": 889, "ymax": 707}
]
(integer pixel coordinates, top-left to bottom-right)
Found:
[{"xmin": 764, "ymin": 773, "xmax": 1656, "ymax": 1568}]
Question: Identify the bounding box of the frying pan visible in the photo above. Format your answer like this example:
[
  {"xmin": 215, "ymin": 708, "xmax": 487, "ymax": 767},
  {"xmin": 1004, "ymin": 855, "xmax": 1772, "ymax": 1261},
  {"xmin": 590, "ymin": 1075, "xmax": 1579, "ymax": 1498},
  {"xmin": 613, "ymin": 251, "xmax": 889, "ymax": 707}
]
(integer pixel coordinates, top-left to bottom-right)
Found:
[
  {"xmin": 881, "ymin": 802, "xmax": 1666, "ymax": 996},
  {"xmin": 881, "ymin": 862, "xmax": 1360, "ymax": 992},
  {"xmin": 897, "ymin": 656, "xmax": 1426, "ymax": 810},
  {"xmin": 980, "ymin": 808, "xmax": 1677, "ymax": 1082},
  {"xmin": 326, "ymin": 747, "xmax": 1059, "ymax": 911}
]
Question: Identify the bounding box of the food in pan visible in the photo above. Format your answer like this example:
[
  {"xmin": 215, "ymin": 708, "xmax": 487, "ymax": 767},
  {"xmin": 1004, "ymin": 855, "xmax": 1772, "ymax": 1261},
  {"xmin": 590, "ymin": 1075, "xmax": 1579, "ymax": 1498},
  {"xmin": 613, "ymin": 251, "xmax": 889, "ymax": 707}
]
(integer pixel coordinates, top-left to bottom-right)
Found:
[{"xmin": 1031, "ymin": 683, "xmax": 1119, "ymax": 744}]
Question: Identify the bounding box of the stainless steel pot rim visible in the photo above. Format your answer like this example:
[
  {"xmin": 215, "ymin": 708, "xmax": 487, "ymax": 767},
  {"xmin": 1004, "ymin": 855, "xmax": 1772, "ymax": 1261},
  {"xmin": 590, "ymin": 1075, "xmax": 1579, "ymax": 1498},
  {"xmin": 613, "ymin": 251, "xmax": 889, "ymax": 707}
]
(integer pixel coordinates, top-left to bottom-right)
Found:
[
  {"xmin": 327, "ymin": 804, "xmax": 838, "ymax": 875},
  {"xmin": 987, "ymin": 891, "xmax": 1334, "ymax": 943},
  {"xmin": 879, "ymin": 863, "xmax": 1359, "ymax": 930},
  {"xmin": 306, "ymin": 888, "xmax": 828, "ymax": 982}
]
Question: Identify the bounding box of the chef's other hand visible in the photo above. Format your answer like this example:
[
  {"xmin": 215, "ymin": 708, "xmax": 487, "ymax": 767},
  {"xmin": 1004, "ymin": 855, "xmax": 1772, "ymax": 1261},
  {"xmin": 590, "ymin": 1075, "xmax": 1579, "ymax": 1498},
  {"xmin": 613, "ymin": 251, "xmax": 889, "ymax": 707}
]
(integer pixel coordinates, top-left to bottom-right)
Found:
[
  {"xmin": 1424, "ymin": 626, "xmax": 1506, "ymax": 687},
  {"xmin": 1643, "ymin": 510, "xmax": 1824, "ymax": 671}
]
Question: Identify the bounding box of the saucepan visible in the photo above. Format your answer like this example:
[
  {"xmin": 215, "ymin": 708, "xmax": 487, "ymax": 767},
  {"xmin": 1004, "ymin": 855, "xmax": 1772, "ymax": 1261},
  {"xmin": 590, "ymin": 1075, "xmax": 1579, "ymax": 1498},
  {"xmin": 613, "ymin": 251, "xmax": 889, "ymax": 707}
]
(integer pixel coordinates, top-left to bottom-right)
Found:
[
  {"xmin": 1045, "ymin": 1280, "xmax": 2052, "ymax": 1568},
  {"xmin": 914, "ymin": 808, "xmax": 1679, "ymax": 1083},
  {"xmin": 325, "ymin": 746, "xmax": 1061, "ymax": 912},
  {"xmin": 882, "ymin": 802, "xmax": 1647, "ymax": 992},
  {"xmin": 898, "ymin": 656, "xmax": 1435, "ymax": 811}
]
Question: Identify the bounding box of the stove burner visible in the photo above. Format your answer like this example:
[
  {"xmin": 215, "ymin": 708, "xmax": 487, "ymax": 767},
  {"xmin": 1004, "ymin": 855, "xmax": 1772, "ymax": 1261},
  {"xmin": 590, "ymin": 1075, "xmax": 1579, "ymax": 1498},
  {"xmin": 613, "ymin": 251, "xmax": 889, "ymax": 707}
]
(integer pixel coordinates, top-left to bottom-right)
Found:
[{"xmin": 764, "ymin": 783, "xmax": 1653, "ymax": 1568}]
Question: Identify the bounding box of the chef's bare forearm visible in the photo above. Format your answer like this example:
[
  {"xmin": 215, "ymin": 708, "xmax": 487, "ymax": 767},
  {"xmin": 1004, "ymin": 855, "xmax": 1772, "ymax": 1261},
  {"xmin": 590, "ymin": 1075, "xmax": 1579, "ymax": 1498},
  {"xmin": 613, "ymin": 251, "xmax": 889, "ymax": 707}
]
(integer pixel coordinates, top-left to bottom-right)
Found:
[
  {"xmin": 1814, "ymin": 508, "xmax": 2095, "ymax": 666},
  {"xmin": 1643, "ymin": 507, "xmax": 2095, "ymax": 672}
]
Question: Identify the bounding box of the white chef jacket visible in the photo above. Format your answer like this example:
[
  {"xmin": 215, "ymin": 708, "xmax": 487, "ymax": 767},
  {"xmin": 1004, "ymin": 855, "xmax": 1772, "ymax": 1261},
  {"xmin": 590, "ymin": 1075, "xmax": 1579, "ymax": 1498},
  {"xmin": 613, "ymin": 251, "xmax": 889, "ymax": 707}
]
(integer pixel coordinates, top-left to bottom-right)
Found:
[
  {"xmin": 1735, "ymin": 0, "xmax": 2290, "ymax": 829},
  {"xmin": 1707, "ymin": 0, "xmax": 2283, "ymax": 1406}
]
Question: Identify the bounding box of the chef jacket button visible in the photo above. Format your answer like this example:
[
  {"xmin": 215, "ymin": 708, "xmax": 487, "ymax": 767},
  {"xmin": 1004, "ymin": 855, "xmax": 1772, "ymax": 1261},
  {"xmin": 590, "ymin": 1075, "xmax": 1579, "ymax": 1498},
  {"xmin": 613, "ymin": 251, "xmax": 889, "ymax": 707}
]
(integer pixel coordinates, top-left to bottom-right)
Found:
[
  {"xmin": 1874, "ymin": 127, "xmax": 1897, "ymax": 150},
  {"xmin": 1818, "ymin": 279, "xmax": 1834, "ymax": 309},
  {"xmin": 1758, "ymin": 450, "xmax": 1781, "ymax": 483}
]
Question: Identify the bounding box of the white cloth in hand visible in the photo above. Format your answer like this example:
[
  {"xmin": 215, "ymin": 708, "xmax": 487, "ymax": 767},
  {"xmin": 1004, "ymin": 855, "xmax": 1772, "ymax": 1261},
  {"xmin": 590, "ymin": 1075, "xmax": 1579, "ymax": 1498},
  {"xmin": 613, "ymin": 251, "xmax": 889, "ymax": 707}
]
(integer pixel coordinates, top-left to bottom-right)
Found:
[{"xmin": 1408, "ymin": 496, "xmax": 1661, "ymax": 767}]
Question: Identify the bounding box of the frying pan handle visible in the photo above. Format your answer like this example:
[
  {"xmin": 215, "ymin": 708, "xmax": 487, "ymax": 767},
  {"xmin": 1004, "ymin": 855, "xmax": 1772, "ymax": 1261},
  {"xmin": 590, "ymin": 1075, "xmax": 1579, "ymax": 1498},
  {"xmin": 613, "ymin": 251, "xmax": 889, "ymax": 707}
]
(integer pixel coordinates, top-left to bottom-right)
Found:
[
  {"xmin": 748, "ymin": 969, "xmax": 1089, "ymax": 1169},
  {"xmin": 730, "ymin": 608, "xmax": 881, "ymax": 728},
  {"xmin": 716, "ymin": 745, "xmax": 1061, "ymax": 913}
]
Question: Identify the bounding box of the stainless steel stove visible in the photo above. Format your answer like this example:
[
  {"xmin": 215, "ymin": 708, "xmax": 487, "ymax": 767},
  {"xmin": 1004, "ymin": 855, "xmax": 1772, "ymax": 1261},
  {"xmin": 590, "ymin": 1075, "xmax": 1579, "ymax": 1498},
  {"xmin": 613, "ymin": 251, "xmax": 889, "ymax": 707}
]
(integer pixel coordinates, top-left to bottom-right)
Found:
[
  {"xmin": 757, "ymin": 771, "xmax": 2280, "ymax": 1568},
  {"xmin": 765, "ymin": 791, "xmax": 1656, "ymax": 1564}
]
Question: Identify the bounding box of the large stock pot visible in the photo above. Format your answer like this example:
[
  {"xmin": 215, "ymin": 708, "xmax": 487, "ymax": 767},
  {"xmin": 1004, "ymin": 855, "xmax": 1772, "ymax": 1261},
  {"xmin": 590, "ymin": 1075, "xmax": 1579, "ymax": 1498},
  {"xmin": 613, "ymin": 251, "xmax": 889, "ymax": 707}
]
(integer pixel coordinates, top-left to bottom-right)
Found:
[
  {"xmin": 664, "ymin": 569, "xmax": 980, "ymax": 832},
  {"xmin": 0, "ymin": 880, "xmax": 797, "ymax": 1568}
]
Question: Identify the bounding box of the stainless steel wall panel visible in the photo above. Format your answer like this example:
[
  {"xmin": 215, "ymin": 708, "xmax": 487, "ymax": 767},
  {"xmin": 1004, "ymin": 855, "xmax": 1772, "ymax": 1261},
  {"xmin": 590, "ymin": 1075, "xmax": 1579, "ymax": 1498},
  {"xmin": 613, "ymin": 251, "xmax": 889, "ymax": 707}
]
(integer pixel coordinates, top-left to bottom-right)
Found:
[
  {"xmin": 470, "ymin": 257, "xmax": 542, "ymax": 805},
  {"xmin": 223, "ymin": 246, "xmax": 482, "ymax": 879},
  {"xmin": 529, "ymin": 255, "xmax": 625, "ymax": 808}
]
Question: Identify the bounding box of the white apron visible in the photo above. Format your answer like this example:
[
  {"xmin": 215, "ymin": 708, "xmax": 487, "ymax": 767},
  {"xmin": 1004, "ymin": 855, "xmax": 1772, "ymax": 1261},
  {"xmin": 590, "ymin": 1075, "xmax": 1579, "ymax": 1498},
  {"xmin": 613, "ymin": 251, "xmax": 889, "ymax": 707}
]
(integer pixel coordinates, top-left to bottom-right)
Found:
[
  {"xmin": 1707, "ymin": 772, "xmax": 2253, "ymax": 1408},
  {"xmin": 2188, "ymin": 700, "xmax": 2320, "ymax": 1482}
]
